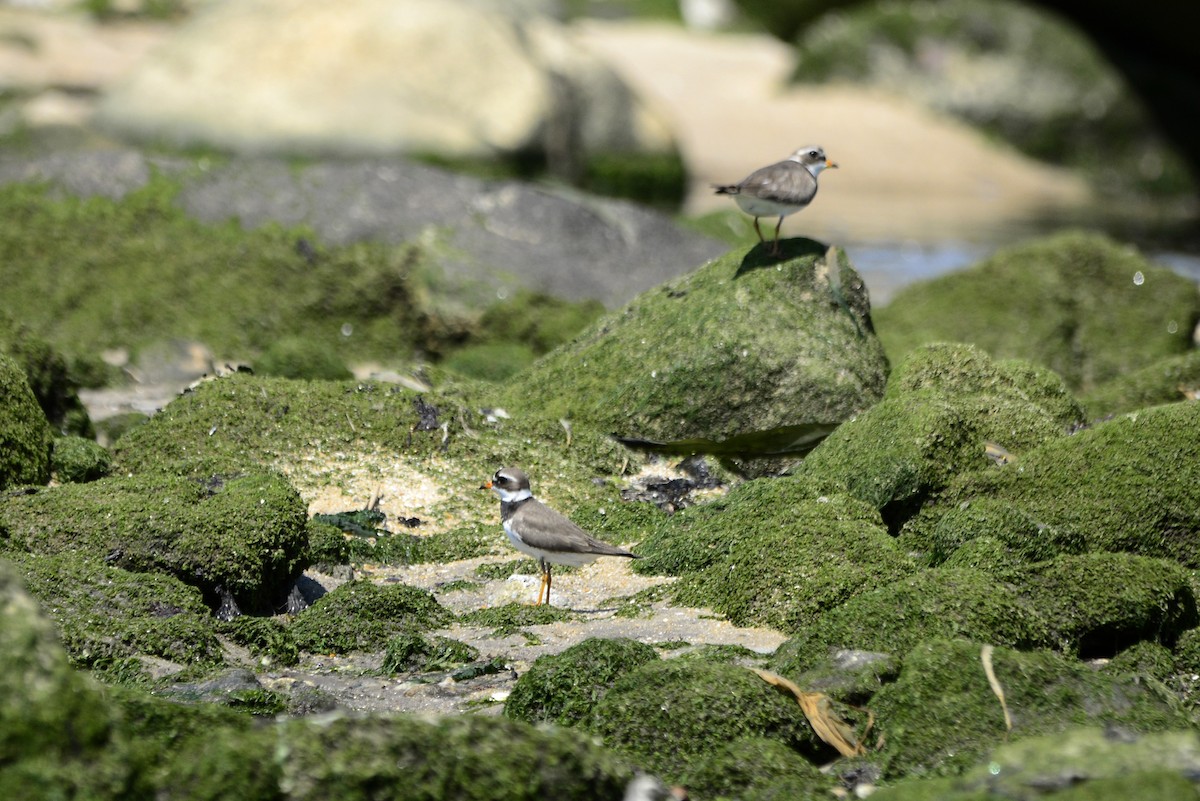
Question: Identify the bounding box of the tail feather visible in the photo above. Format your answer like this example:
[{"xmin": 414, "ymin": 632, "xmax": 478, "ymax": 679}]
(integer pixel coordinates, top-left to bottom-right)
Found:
[{"xmin": 713, "ymin": 184, "xmax": 739, "ymax": 195}]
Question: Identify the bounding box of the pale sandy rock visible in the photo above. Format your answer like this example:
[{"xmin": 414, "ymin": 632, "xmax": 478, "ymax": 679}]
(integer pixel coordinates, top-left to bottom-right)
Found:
[
  {"xmin": 0, "ymin": 7, "xmax": 164, "ymax": 90},
  {"xmin": 96, "ymin": 0, "xmax": 675, "ymax": 161}
]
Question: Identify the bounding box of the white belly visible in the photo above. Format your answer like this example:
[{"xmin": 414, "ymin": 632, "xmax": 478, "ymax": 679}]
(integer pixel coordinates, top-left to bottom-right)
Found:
[{"xmin": 735, "ymin": 195, "xmax": 806, "ymax": 217}]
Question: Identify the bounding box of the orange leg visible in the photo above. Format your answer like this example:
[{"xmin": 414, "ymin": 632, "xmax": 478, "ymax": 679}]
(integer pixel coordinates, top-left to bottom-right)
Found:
[{"xmin": 534, "ymin": 559, "xmax": 552, "ymax": 606}]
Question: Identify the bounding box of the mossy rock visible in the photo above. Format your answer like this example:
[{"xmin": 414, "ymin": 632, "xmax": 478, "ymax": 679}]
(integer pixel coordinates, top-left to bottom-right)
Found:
[
  {"xmin": 276, "ymin": 713, "xmax": 634, "ymax": 801},
  {"xmin": 870, "ymin": 727, "xmax": 1200, "ymax": 800},
  {"xmin": 289, "ymin": 580, "xmax": 452, "ymax": 654},
  {"xmin": 0, "ymin": 559, "xmax": 139, "ymax": 798},
  {"xmin": 672, "ymin": 493, "xmax": 914, "ymax": 634},
  {"xmin": 50, "ymin": 435, "xmax": 112, "ymax": 483},
  {"xmin": 0, "ymin": 470, "xmax": 309, "ymax": 613},
  {"xmin": 874, "ymin": 232, "xmax": 1200, "ymax": 392},
  {"xmin": 0, "ymin": 351, "xmax": 53, "ymax": 489},
  {"xmin": 590, "ymin": 659, "xmax": 829, "ymax": 782},
  {"xmin": 503, "ymin": 240, "xmax": 888, "ymax": 445},
  {"xmin": 441, "ymin": 342, "xmax": 537, "ymax": 382},
  {"xmin": 253, "ymin": 336, "xmax": 354, "ymax": 380},
  {"xmin": 304, "ymin": 519, "xmax": 351, "ymax": 567},
  {"xmin": 1080, "ymin": 351, "xmax": 1200, "ymax": 419},
  {"xmin": 909, "ymin": 497, "xmax": 1085, "ymax": 567},
  {"xmin": 770, "ymin": 568, "xmax": 1052, "ymax": 676},
  {"xmin": 868, "ymin": 639, "xmax": 1192, "ymax": 779},
  {"xmin": 1106, "ymin": 641, "xmax": 1177, "ymax": 682},
  {"xmin": 1012, "ymin": 553, "xmax": 1198, "ymax": 657},
  {"xmin": 0, "ymin": 311, "xmax": 94, "ymax": 438},
  {"xmin": 9, "ymin": 551, "xmax": 223, "ymax": 671},
  {"xmin": 900, "ymin": 402, "xmax": 1200, "ymax": 568},
  {"xmin": 504, "ymin": 637, "xmax": 659, "ymax": 728},
  {"xmin": 381, "ymin": 630, "xmax": 479, "ymax": 674},
  {"xmin": 796, "ymin": 344, "xmax": 1084, "ymax": 525},
  {"xmin": 680, "ymin": 736, "xmax": 833, "ymax": 801}
]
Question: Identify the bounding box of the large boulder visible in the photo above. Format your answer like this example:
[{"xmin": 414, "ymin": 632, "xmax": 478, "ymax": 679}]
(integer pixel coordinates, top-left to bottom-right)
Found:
[
  {"xmin": 504, "ymin": 242, "xmax": 888, "ymax": 446},
  {"xmin": 95, "ymin": 0, "xmax": 676, "ymax": 169},
  {"xmin": 874, "ymin": 231, "xmax": 1200, "ymax": 393}
]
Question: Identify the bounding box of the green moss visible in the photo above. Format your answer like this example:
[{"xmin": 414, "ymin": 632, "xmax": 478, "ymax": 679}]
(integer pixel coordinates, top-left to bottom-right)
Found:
[
  {"xmin": 770, "ymin": 568, "xmax": 1052, "ymax": 676},
  {"xmin": 504, "ymin": 637, "xmax": 659, "ymax": 727},
  {"xmin": 681, "ymin": 736, "xmax": 832, "ymax": 800},
  {"xmin": 1013, "ymin": 553, "xmax": 1198, "ymax": 657},
  {"xmin": 441, "ymin": 342, "xmax": 537, "ymax": 382},
  {"xmin": 474, "ymin": 290, "xmax": 606, "ymax": 356},
  {"xmin": 1107, "ymin": 641, "xmax": 1177, "ymax": 682},
  {"xmin": 669, "ymin": 493, "xmax": 914, "ymax": 634},
  {"xmin": 381, "ymin": 631, "xmax": 479, "ymax": 674},
  {"xmin": 797, "ymin": 344, "xmax": 1084, "ymax": 523},
  {"xmin": 289, "ymin": 580, "xmax": 451, "ymax": 654},
  {"xmin": 0, "ymin": 311, "xmax": 94, "ymax": 437},
  {"xmin": 217, "ymin": 617, "xmax": 300, "ymax": 668},
  {"xmin": 0, "ymin": 179, "xmax": 426, "ymax": 364},
  {"xmin": 902, "ymin": 402, "xmax": 1200, "ymax": 568},
  {"xmin": 253, "ymin": 336, "xmax": 353, "ymax": 380},
  {"xmin": 874, "ymin": 232, "xmax": 1200, "ymax": 392},
  {"xmin": 502, "ymin": 240, "xmax": 887, "ymax": 444},
  {"xmin": 345, "ymin": 523, "xmax": 496, "ymax": 566},
  {"xmin": 50, "ymin": 434, "xmax": 112, "ymax": 483},
  {"xmin": 581, "ymin": 151, "xmax": 687, "ymax": 209},
  {"xmin": 0, "ymin": 471, "xmax": 310, "ymax": 613},
  {"xmin": 277, "ymin": 713, "xmax": 634, "ymax": 801},
  {"xmin": 457, "ymin": 602, "xmax": 577, "ymax": 637},
  {"xmin": 8, "ymin": 551, "xmax": 223, "ymax": 671},
  {"xmin": 0, "ymin": 351, "xmax": 53, "ymax": 488},
  {"xmin": 868, "ymin": 640, "xmax": 1191, "ymax": 779},
  {"xmin": 305, "ymin": 520, "xmax": 350, "ymax": 567},
  {"xmin": 909, "ymin": 498, "xmax": 1085, "ymax": 567},
  {"xmin": 1081, "ymin": 351, "xmax": 1200, "ymax": 419},
  {"xmin": 0, "ymin": 560, "xmax": 127, "ymax": 785},
  {"xmin": 156, "ymin": 725, "xmax": 281, "ymax": 801},
  {"xmin": 870, "ymin": 727, "xmax": 1200, "ymax": 799},
  {"xmin": 591, "ymin": 659, "xmax": 829, "ymax": 782}
]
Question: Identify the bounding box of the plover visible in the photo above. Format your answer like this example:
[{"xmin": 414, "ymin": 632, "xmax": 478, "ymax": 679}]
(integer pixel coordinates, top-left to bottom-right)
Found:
[
  {"xmin": 482, "ymin": 467, "xmax": 638, "ymax": 606},
  {"xmin": 714, "ymin": 145, "xmax": 837, "ymax": 256}
]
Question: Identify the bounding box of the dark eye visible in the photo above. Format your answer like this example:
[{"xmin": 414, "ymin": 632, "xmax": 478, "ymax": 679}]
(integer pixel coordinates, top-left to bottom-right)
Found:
[{"xmin": 809, "ymin": 150, "xmax": 819, "ymax": 158}]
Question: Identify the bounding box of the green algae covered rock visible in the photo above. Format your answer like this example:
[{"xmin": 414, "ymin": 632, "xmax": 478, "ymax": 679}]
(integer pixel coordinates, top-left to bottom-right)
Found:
[
  {"xmin": 50, "ymin": 434, "xmax": 113, "ymax": 483},
  {"xmin": 289, "ymin": 579, "xmax": 452, "ymax": 654},
  {"xmin": 870, "ymin": 727, "xmax": 1200, "ymax": 801},
  {"xmin": 0, "ymin": 351, "xmax": 53, "ymax": 489},
  {"xmin": 0, "ymin": 560, "xmax": 138, "ymax": 798},
  {"xmin": 0, "ymin": 471, "xmax": 309, "ymax": 613},
  {"xmin": 1080, "ymin": 351, "xmax": 1200, "ymax": 419},
  {"xmin": 900, "ymin": 401, "xmax": 1200, "ymax": 568},
  {"xmin": 591, "ymin": 658, "xmax": 827, "ymax": 782},
  {"xmin": 9, "ymin": 551, "xmax": 223, "ymax": 672},
  {"xmin": 504, "ymin": 637, "xmax": 659, "ymax": 728},
  {"xmin": 874, "ymin": 231, "xmax": 1200, "ymax": 392},
  {"xmin": 915, "ymin": 497, "xmax": 1085, "ymax": 567},
  {"xmin": 770, "ymin": 568, "xmax": 1052, "ymax": 676},
  {"xmin": 632, "ymin": 476, "xmax": 914, "ymax": 633},
  {"xmin": 1014, "ymin": 553, "xmax": 1198, "ymax": 656},
  {"xmin": 796, "ymin": 344, "xmax": 1084, "ymax": 523},
  {"xmin": 0, "ymin": 311, "xmax": 95, "ymax": 438},
  {"xmin": 276, "ymin": 714, "xmax": 634, "ymax": 801},
  {"xmin": 503, "ymin": 241, "xmax": 888, "ymax": 444},
  {"xmin": 681, "ymin": 736, "xmax": 833, "ymax": 800},
  {"xmin": 868, "ymin": 640, "xmax": 1191, "ymax": 780}
]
